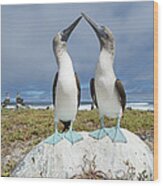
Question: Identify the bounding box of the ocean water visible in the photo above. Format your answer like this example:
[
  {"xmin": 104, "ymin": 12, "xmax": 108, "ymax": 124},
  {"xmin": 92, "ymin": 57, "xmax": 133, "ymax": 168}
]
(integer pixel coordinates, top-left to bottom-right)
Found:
[
  {"xmin": 1, "ymin": 85, "xmax": 154, "ymax": 111},
  {"xmin": 3, "ymin": 101, "xmax": 154, "ymax": 111}
]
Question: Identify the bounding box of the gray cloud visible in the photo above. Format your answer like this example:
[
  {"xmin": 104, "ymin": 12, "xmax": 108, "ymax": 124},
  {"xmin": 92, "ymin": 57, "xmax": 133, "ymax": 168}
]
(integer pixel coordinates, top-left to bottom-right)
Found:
[{"xmin": 1, "ymin": 2, "xmax": 154, "ymax": 102}]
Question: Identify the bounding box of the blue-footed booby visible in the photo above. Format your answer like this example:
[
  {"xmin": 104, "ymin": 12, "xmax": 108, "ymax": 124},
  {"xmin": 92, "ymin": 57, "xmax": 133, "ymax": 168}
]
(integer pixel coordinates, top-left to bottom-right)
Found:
[
  {"xmin": 82, "ymin": 13, "xmax": 127, "ymax": 143},
  {"xmin": 2, "ymin": 92, "xmax": 10, "ymax": 108},
  {"xmin": 45, "ymin": 16, "xmax": 83, "ymax": 145}
]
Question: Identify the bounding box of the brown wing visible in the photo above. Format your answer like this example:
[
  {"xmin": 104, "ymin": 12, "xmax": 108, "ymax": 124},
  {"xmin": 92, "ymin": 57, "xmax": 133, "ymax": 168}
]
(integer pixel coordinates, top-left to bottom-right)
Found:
[
  {"xmin": 90, "ymin": 78, "xmax": 98, "ymax": 108},
  {"xmin": 75, "ymin": 72, "xmax": 81, "ymax": 108},
  {"xmin": 115, "ymin": 79, "xmax": 126, "ymax": 113},
  {"xmin": 52, "ymin": 72, "xmax": 58, "ymax": 106}
]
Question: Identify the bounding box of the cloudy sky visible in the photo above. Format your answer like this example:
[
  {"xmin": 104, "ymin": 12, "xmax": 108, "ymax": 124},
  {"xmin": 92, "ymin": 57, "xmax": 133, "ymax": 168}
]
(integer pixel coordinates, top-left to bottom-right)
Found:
[{"xmin": 1, "ymin": 1, "xmax": 154, "ymax": 103}]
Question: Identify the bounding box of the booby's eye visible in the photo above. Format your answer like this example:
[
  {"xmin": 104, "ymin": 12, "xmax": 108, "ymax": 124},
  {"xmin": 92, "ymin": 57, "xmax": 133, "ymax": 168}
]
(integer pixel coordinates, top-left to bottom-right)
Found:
[
  {"xmin": 100, "ymin": 26, "xmax": 109, "ymax": 39},
  {"xmin": 103, "ymin": 31, "xmax": 109, "ymax": 39},
  {"xmin": 104, "ymin": 33, "xmax": 109, "ymax": 39}
]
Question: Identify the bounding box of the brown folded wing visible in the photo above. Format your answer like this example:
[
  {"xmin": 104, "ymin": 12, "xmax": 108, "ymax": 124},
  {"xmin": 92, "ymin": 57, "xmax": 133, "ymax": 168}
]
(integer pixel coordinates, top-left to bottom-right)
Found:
[
  {"xmin": 115, "ymin": 79, "xmax": 126, "ymax": 113},
  {"xmin": 90, "ymin": 78, "xmax": 98, "ymax": 108}
]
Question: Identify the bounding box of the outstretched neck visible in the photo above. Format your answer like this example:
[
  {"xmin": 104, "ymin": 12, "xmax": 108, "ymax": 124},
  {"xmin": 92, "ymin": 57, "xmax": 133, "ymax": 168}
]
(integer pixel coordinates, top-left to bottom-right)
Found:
[
  {"xmin": 54, "ymin": 44, "xmax": 67, "ymax": 61},
  {"xmin": 55, "ymin": 48, "xmax": 74, "ymax": 73},
  {"xmin": 99, "ymin": 48, "xmax": 115, "ymax": 69}
]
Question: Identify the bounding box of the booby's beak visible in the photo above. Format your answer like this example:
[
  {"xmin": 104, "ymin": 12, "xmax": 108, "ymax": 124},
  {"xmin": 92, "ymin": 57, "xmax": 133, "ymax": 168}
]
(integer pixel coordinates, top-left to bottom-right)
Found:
[
  {"xmin": 61, "ymin": 16, "xmax": 82, "ymax": 42},
  {"xmin": 81, "ymin": 12, "xmax": 107, "ymax": 44}
]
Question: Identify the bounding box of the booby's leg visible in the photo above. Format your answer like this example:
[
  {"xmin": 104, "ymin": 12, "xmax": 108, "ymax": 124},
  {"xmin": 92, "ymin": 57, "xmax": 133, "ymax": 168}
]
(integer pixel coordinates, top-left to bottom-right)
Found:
[
  {"xmin": 89, "ymin": 116, "xmax": 108, "ymax": 139},
  {"xmin": 64, "ymin": 121, "xmax": 83, "ymax": 145},
  {"xmin": 45, "ymin": 118, "xmax": 63, "ymax": 145},
  {"xmin": 106, "ymin": 114, "xmax": 127, "ymax": 143}
]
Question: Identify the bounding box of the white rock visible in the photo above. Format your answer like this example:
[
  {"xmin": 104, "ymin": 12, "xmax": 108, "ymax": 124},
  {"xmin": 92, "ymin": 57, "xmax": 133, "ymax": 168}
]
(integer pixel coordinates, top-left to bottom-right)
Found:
[{"xmin": 11, "ymin": 129, "xmax": 153, "ymax": 180}]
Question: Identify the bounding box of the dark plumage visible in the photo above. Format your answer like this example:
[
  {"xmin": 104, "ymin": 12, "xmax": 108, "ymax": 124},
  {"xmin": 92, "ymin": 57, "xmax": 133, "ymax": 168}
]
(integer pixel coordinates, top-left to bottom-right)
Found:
[
  {"xmin": 115, "ymin": 79, "xmax": 126, "ymax": 113},
  {"xmin": 90, "ymin": 78, "xmax": 98, "ymax": 109}
]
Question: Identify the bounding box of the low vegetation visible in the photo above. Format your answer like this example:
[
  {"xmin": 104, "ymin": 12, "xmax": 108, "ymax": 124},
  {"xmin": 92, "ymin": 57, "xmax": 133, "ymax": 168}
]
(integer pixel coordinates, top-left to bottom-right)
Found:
[{"xmin": 1, "ymin": 108, "xmax": 154, "ymax": 177}]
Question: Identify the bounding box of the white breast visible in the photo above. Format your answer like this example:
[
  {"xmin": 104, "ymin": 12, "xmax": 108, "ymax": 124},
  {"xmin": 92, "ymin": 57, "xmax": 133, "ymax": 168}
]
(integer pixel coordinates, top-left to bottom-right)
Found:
[
  {"xmin": 95, "ymin": 49, "xmax": 121, "ymax": 118},
  {"xmin": 55, "ymin": 51, "xmax": 78, "ymax": 122}
]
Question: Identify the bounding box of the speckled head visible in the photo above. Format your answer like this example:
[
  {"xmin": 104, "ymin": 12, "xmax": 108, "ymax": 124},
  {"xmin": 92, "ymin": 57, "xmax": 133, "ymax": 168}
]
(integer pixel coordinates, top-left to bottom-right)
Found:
[
  {"xmin": 82, "ymin": 12, "xmax": 115, "ymax": 55},
  {"xmin": 53, "ymin": 16, "xmax": 82, "ymax": 52}
]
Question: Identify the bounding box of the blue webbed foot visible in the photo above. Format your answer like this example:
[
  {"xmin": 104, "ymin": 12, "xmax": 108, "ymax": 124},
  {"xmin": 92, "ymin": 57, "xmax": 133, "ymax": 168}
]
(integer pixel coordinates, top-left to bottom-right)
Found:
[
  {"xmin": 89, "ymin": 128, "xmax": 108, "ymax": 140},
  {"xmin": 64, "ymin": 130, "xmax": 83, "ymax": 145},
  {"xmin": 106, "ymin": 127, "xmax": 127, "ymax": 143},
  {"xmin": 45, "ymin": 132, "xmax": 63, "ymax": 145}
]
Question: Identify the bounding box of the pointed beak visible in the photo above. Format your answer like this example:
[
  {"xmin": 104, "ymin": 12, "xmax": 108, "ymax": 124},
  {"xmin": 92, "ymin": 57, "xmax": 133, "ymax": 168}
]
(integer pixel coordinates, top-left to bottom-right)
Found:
[
  {"xmin": 61, "ymin": 16, "xmax": 82, "ymax": 42},
  {"xmin": 81, "ymin": 12, "xmax": 106, "ymax": 43}
]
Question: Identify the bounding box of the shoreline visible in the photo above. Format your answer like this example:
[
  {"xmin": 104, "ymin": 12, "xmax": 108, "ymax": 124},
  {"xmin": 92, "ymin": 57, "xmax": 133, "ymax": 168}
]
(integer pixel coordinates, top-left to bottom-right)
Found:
[{"xmin": 3, "ymin": 102, "xmax": 154, "ymax": 111}]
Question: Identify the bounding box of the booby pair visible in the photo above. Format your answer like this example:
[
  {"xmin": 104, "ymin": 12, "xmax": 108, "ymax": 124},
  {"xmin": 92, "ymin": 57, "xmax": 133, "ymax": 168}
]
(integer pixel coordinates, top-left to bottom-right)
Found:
[{"xmin": 46, "ymin": 13, "xmax": 127, "ymax": 145}]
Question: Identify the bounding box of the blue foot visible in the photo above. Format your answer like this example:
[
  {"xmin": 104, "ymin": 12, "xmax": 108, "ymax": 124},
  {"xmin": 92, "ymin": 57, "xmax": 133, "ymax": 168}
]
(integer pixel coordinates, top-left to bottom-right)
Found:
[
  {"xmin": 64, "ymin": 130, "xmax": 83, "ymax": 145},
  {"xmin": 44, "ymin": 132, "xmax": 63, "ymax": 145},
  {"xmin": 89, "ymin": 128, "xmax": 108, "ymax": 140},
  {"xmin": 106, "ymin": 127, "xmax": 127, "ymax": 143}
]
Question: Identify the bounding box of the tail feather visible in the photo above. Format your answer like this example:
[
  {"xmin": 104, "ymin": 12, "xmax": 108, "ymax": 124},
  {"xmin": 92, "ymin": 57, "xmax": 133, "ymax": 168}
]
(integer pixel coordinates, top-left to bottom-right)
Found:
[{"xmin": 60, "ymin": 120, "xmax": 71, "ymax": 132}]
